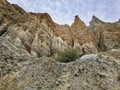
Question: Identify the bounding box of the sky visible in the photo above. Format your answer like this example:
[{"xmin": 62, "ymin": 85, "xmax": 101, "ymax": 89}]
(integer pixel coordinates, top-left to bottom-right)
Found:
[{"xmin": 7, "ymin": 0, "xmax": 120, "ymax": 26}]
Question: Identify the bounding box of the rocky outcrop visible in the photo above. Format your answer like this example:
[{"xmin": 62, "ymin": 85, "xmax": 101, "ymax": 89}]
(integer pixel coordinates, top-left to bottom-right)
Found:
[
  {"xmin": 0, "ymin": 0, "xmax": 99, "ymax": 57},
  {"xmin": 0, "ymin": 37, "xmax": 120, "ymax": 90},
  {"xmin": 71, "ymin": 15, "xmax": 97, "ymax": 53},
  {"xmin": 0, "ymin": 0, "xmax": 120, "ymax": 90},
  {"xmin": 0, "ymin": 0, "xmax": 69, "ymax": 56},
  {"xmin": 89, "ymin": 15, "xmax": 105, "ymax": 28},
  {"xmin": 89, "ymin": 15, "xmax": 120, "ymax": 51},
  {"xmin": 0, "ymin": 0, "xmax": 119, "ymax": 56}
]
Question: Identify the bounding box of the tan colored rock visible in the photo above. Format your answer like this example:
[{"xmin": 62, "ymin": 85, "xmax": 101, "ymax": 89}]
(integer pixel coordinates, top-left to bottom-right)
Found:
[
  {"xmin": 90, "ymin": 15, "xmax": 120, "ymax": 51},
  {"xmin": 0, "ymin": 0, "xmax": 98, "ymax": 56},
  {"xmin": 71, "ymin": 15, "xmax": 97, "ymax": 53},
  {"xmin": 0, "ymin": 1, "xmax": 120, "ymax": 90},
  {"xmin": 1, "ymin": 0, "xmax": 120, "ymax": 57},
  {"xmin": 0, "ymin": 37, "xmax": 120, "ymax": 90}
]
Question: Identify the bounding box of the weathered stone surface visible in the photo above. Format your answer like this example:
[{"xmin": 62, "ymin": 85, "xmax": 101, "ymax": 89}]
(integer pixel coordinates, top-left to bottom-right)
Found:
[
  {"xmin": 89, "ymin": 15, "xmax": 120, "ymax": 51},
  {"xmin": 0, "ymin": 0, "xmax": 120, "ymax": 90},
  {"xmin": 71, "ymin": 15, "xmax": 97, "ymax": 53},
  {"xmin": 0, "ymin": 0, "xmax": 99, "ymax": 56},
  {"xmin": 0, "ymin": 37, "xmax": 120, "ymax": 90}
]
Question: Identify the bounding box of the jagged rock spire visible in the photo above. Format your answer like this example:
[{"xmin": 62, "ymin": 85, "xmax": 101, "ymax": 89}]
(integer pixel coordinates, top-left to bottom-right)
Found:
[
  {"xmin": 72, "ymin": 15, "xmax": 86, "ymax": 26},
  {"xmin": 90, "ymin": 15, "xmax": 104, "ymax": 25},
  {"xmin": 74, "ymin": 15, "xmax": 81, "ymax": 22}
]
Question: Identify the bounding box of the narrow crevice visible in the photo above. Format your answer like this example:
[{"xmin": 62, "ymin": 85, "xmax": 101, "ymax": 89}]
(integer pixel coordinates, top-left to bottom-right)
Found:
[
  {"xmin": 0, "ymin": 24, "xmax": 8, "ymax": 36},
  {"xmin": 69, "ymin": 28, "xmax": 74, "ymax": 47}
]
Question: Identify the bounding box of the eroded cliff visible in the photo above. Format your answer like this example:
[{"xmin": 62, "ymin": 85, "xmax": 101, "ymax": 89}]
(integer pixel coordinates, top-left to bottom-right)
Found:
[{"xmin": 0, "ymin": 0, "xmax": 120, "ymax": 90}]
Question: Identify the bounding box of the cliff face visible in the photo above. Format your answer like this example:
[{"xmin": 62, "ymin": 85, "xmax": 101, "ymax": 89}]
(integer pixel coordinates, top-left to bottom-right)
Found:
[
  {"xmin": 0, "ymin": 0, "xmax": 120, "ymax": 90},
  {"xmin": 0, "ymin": 1, "xmax": 68, "ymax": 56},
  {"xmin": 0, "ymin": 1, "xmax": 120, "ymax": 56},
  {"xmin": 71, "ymin": 15, "xmax": 97, "ymax": 53},
  {"xmin": 0, "ymin": 0, "xmax": 99, "ymax": 57},
  {"xmin": 89, "ymin": 15, "xmax": 120, "ymax": 51}
]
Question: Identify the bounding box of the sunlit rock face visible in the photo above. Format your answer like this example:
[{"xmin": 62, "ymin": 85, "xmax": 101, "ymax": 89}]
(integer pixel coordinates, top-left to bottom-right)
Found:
[
  {"xmin": 0, "ymin": 1, "xmax": 69, "ymax": 56},
  {"xmin": 89, "ymin": 15, "xmax": 120, "ymax": 51},
  {"xmin": 0, "ymin": 0, "xmax": 120, "ymax": 90},
  {"xmin": 0, "ymin": 0, "xmax": 120, "ymax": 56},
  {"xmin": 71, "ymin": 15, "xmax": 97, "ymax": 53},
  {"xmin": 0, "ymin": 0, "xmax": 99, "ymax": 56}
]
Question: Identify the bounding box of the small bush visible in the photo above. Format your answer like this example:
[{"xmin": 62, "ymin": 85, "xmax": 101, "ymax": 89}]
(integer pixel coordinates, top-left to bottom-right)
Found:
[{"xmin": 54, "ymin": 49, "xmax": 81, "ymax": 63}]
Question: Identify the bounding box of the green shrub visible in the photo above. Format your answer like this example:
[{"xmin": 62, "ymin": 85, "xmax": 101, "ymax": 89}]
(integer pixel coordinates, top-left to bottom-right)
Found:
[{"xmin": 54, "ymin": 49, "xmax": 81, "ymax": 63}]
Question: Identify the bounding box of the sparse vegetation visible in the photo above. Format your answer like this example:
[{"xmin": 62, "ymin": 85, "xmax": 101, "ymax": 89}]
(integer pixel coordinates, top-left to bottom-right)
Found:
[{"xmin": 54, "ymin": 48, "xmax": 83, "ymax": 63}]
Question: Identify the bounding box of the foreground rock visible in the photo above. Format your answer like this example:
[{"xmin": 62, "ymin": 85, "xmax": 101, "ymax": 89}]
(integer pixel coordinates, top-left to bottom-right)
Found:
[{"xmin": 0, "ymin": 37, "xmax": 120, "ymax": 90}]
